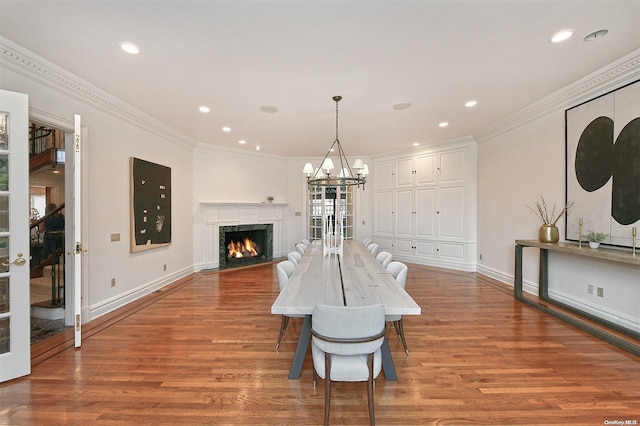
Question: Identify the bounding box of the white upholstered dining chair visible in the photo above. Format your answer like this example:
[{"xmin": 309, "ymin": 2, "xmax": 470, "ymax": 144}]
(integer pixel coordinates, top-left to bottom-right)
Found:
[
  {"xmin": 376, "ymin": 251, "xmax": 392, "ymax": 268},
  {"xmin": 310, "ymin": 304, "xmax": 387, "ymax": 426},
  {"xmin": 275, "ymin": 260, "xmax": 303, "ymax": 350},
  {"xmin": 366, "ymin": 243, "xmax": 379, "ymax": 257},
  {"xmin": 385, "ymin": 261, "xmax": 410, "ymax": 355},
  {"xmin": 287, "ymin": 251, "xmax": 302, "ymax": 266},
  {"xmin": 296, "ymin": 243, "xmax": 307, "ymax": 256}
]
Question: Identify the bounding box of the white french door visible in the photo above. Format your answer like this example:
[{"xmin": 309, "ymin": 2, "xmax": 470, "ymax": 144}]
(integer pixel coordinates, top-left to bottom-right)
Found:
[
  {"xmin": 71, "ymin": 115, "xmax": 82, "ymax": 348},
  {"xmin": 0, "ymin": 90, "xmax": 30, "ymax": 382}
]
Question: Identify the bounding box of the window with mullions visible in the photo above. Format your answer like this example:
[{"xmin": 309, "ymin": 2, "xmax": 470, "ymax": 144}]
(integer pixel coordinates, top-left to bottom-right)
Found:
[{"xmin": 307, "ymin": 185, "xmax": 354, "ymax": 241}]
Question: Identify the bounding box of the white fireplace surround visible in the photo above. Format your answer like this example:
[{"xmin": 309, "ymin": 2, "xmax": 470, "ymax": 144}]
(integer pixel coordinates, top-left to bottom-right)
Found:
[{"xmin": 200, "ymin": 202, "xmax": 288, "ymax": 270}]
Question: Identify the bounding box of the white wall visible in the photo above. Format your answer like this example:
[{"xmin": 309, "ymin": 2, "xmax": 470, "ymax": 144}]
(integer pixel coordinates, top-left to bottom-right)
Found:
[
  {"xmin": 191, "ymin": 145, "xmax": 290, "ymax": 269},
  {"xmin": 1, "ymin": 56, "xmax": 194, "ymax": 322},
  {"xmin": 191, "ymin": 145, "xmax": 373, "ymax": 268},
  {"xmin": 476, "ymin": 69, "xmax": 640, "ymax": 332}
]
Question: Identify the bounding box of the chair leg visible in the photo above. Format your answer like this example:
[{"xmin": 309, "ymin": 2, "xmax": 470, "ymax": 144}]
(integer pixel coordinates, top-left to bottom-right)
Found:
[
  {"xmin": 313, "ymin": 366, "xmax": 317, "ymax": 388},
  {"xmin": 393, "ymin": 321, "xmax": 401, "ymax": 338},
  {"xmin": 275, "ymin": 315, "xmax": 290, "ymax": 350},
  {"xmin": 324, "ymin": 354, "xmax": 331, "ymax": 426},
  {"xmin": 367, "ymin": 353, "xmax": 375, "ymax": 426},
  {"xmin": 397, "ymin": 318, "xmax": 409, "ymax": 356}
]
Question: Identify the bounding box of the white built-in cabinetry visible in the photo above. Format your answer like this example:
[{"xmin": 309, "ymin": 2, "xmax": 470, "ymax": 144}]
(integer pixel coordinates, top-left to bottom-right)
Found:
[{"xmin": 372, "ymin": 140, "xmax": 477, "ymax": 271}]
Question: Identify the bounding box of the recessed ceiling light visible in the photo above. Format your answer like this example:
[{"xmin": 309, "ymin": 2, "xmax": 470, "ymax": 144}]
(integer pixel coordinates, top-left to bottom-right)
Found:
[
  {"xmin": 238, "ymin": 140, "xmax": 246, "ymax": 144},
  {"xmin": 465, "ymin": 100, "xmax": 477, "ymax": 108},
  {"xmin": 551, "ymin": 29, "xmax": 574, "ymax": 43},
  {"xmin": 260, "ymin": 105, "xmax": 278, "ymax": 113},
  {"xmin": 413, "ymin": 142, "xmax": 420, "ymax": 147},
  {"xmin": 255, "ymin": 145, "xmax": 261, "ymax": 151},
  {"xmin": 222, "ymin": 126, "xmax": 231, "ymax": 132},
  {"xmin": 393, "ymin": 102, "xmax": 412, "ymax": 111},
  {"xmin": 584, "ymin": 29, "xmax": 608, "ymax": 42},
  {"xmin": 120, "ymin": 42, "xmax": 140, "ymax": 55},
  {"xmin": 439, "ymin": 122, "xmax": 449, "ymax": 128},
  {"xmin": 199, "ymin": 106, "xmax": 210, "ymax": 113}
]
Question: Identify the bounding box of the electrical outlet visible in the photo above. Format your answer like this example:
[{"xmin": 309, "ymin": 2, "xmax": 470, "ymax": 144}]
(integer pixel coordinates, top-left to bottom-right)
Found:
[
  {"xmin": 597, "ymin": 287, "xmax": 604, "ymax": 297},
  {"xmin": 587, "ymin": 284, "xmax": 594, "ymax": 294},
  {"xmin": 163, "ymin": 264, "xmax": 167, "ymax": 271},
  {"xmin": 111, "ymin": 278, "xmax": 116, "ymax": 287},
  {"xmin": 479, "ymin": 253, "xmax": 483, "ymax": 260}
]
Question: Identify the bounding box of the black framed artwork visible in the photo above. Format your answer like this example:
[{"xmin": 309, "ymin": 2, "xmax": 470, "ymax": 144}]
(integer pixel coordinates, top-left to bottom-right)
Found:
[
  {"xmin": 130, "ymin": 157, "xmax": 172, "ymax": 253},
  {"xmin": 565, "ymin": 79, "xmax": 640, "ymax": 248}
]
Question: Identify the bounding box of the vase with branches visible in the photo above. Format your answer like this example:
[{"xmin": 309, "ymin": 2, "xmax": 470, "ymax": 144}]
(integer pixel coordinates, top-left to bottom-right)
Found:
[{"xmin": 526, "ymin": 196, "xmax": 574, "ymax": 243}]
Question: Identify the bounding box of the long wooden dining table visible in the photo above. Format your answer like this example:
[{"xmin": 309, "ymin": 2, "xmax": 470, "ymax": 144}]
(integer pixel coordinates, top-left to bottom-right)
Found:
[{"xmin": 271, "ymin": 240, "xmax": 421, "ymax": 380}]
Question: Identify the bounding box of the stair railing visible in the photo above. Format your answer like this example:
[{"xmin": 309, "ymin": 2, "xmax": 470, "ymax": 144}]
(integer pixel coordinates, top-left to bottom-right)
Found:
[{"xmin": 30, "ymin": 203, "xmax": 65, "ymax": 306}]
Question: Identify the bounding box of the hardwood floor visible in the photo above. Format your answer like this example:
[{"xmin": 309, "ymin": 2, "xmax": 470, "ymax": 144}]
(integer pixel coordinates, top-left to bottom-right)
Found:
[{"xmin": 2, "ymin": 262, "xmax": 639, "ymax": 425}]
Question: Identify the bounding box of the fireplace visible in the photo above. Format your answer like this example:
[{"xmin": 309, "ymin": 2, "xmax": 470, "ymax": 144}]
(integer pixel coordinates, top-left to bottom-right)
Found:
[{"xmin": 219, "ymin": 224, "xmax": 273, "ymax": 269}]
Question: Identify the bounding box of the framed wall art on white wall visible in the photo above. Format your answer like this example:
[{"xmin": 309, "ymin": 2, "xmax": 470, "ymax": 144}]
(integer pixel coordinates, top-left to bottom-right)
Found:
[
  {"xmin": 565, "ymin": 79, "xmax": 640, "ymax": 248},
  {"xmin": 130, "ymin": 157, "xmax": 172, "ymax": 253}
]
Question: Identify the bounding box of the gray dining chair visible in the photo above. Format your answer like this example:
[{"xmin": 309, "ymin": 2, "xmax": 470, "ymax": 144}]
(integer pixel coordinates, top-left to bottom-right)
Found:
[
  {"xmin": 296, "ymin": 243, "xmax": 306, "ymax": 256},
  {"xmin": 385, "ymin": 261, "xmax": 410, "ymax": 355},
  {"xmin": 367, "ymin": 243, "xmax": 379, "ymax": 257},
  {"xmin": 376, "ymin": 251, "xmax": 392, "ymax": 268},
  {"xmin": 275, "ymin": 260, "xmax": 302, "ymax": 350},
  {"xmin": 310, "ymin": 304, "xmax": 386, "ymax": 426},
  {"xmin": 287, "ymin": 251, "xmax": 302, "ymax": 266}
]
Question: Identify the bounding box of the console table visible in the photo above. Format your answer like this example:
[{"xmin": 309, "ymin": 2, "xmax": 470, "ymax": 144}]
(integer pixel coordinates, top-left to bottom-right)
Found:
[{"xmin": 514, "ymin": 240, "xmax": 640, "ymax": 356}]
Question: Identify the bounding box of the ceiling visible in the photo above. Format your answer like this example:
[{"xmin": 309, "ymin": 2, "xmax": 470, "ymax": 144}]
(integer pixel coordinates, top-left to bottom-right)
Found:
[{"xmin": 1, "ymin": 1, "xmax": 639, "ymax": 158}]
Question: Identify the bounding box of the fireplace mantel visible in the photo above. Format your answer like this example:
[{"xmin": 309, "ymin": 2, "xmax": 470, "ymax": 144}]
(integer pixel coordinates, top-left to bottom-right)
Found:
[{"xmin": 200, "ymin": 202, "xmax": 288, "ymax": 269}]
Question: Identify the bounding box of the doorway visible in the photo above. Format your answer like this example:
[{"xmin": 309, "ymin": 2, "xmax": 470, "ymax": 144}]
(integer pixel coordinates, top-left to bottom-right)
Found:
[{"xmin": 28, "ymin": 121, "xmax": 70, "ymax": 344}]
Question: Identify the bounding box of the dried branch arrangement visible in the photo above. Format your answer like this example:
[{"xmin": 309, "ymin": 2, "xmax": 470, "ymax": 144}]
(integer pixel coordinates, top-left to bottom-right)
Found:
[{"xmin": 526, "ymin": 196, "xmax": 574, "ymax": 225}]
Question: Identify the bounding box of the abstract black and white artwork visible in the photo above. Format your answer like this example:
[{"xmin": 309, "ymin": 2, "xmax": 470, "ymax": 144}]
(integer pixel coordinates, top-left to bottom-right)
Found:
[
  {"xmin": 565, "ymin": 79, "xmax": 640, "ymax": 247},
  {"xmin": 130, "ymin": 157, "xmax": 172, "ymax": 252}
]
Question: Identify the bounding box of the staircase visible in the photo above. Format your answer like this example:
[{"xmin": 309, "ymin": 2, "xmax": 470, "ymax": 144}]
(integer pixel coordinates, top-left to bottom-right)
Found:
[
  {"xmin": 30, "ymin": 235, "xmax": 65, "ymax": 320},
  {"xmin": 31, "ymin": 262, "xmax": 65, "ymax": 320}
]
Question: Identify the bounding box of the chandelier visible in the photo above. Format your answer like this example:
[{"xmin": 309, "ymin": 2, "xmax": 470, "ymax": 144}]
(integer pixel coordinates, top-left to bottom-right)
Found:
[{"xmin": 302, "ymin": 96, "xmax": 368, "ymax": 189}]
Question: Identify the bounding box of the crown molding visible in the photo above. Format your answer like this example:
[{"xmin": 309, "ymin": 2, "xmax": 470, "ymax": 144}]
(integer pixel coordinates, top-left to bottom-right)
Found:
[
  {"xmin": 0, "ymin": 36, "xmax": 197, "ymax": 151},
  {"xmin": 370, "ymin": 135, "xmax": 476, "ymax": 161},
  {"xmin": 474, "ymin": 48, "xmax": 640, "ymax": 143},
  {"xmin": 194, "ymin": 142, "xmax": 288, "ymax": 163}
]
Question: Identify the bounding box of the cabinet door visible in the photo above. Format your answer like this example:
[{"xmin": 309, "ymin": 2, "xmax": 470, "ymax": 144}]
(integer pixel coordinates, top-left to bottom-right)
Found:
[
  {"xmin": 374, "ymin": 160, "xmax": 394, "ymax": 189},
  {"xmin": 416, "ymin": 240, "xmax": 437, "ymax": 257},
  {"xmin": 415, "ymin": 188, "xmax": 436, "ymax": 238},
  {"xmin": 374, "ymin": 191, "xmax": 394, "ymax": 235},
  {"xmin": 415, "ymin": 154, "xmax": 436, "ymax": 186},
  {"xmin": 395, "ymin": 189, "xmax": 413, "ymax": 238},
  {"xmin": 439, "ymin": 186, "xmax": 465, "ymax": 239},
  {"xmin": 437, "ymin": 241, "xmax": 465, "ymax": 260},
  {"xmin": 395, "ymin": 239, "xmax": 414, "ymax": 256},
  {"xmin": 439, "ymin": 148, "xmax": 466, "ymax": 184},
  {"xmin": 395, "ymin": 157, "xmax": 414, "ymax": 187}
]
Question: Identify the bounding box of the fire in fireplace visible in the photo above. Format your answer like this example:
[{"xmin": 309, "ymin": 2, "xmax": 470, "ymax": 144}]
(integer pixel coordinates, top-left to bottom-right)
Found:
[
  {"xmin": 219, "ymin": 224, "xmax": 273, "ymax": 269},
  {"xmin": 227, "ymin": 237, "xmax": 259, "ymax": 259}
]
